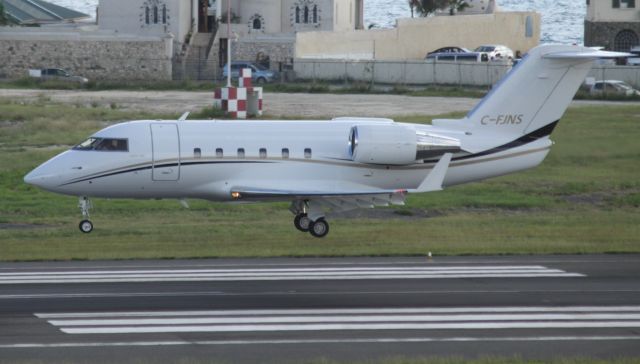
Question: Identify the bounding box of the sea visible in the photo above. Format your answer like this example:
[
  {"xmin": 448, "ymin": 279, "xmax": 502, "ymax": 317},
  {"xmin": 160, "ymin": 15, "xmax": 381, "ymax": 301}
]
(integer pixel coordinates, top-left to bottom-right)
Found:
[{"xmin": 49, "ymin": 0, "xmax": 586, "ymax": 45}]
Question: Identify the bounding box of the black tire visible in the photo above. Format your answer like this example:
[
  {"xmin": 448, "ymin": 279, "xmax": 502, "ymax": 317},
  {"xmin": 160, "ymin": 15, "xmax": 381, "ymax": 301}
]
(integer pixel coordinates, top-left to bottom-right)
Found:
[
  {"xmin": 256, "ymin": 77, "xmax": 267, "ymax": 84},
  {"xmin": 294, "ymin": 214, "xmax": 311, "ymax": 232},
  {"xmin": 79, "ymin": 219, "xmax": 93, "ymax": 233},
  {"xmin": 309, "ymin": 218, "xmax": 329, "ymax": 238}
]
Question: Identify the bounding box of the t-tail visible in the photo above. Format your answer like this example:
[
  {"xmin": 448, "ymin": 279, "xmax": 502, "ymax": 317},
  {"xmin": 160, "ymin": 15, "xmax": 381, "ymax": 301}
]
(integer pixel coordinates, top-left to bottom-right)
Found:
[{"xmin": 433, "ymin": 45, "xmax": 628, "ymax": 151}]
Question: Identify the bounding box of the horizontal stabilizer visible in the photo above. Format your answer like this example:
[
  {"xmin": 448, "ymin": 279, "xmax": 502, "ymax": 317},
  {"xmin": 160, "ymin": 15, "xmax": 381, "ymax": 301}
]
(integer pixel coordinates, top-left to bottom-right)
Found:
[{"xmin": 544, "ymin": 50, "xmax": 631, "ymax": 60}]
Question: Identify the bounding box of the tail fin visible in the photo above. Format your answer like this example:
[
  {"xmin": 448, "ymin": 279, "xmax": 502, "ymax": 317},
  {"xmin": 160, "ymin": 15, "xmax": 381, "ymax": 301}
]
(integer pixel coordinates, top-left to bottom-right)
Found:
[{"xmin": 435, "ymin": 45, "xmax": 628, "ymax": 147}]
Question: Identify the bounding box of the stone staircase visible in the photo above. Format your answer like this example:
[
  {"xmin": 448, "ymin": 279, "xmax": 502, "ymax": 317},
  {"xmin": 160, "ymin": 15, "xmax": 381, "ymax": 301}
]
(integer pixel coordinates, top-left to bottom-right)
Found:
[{"xmin": 183, "ymin": 31, "xmax": 217, "ymax": 80}]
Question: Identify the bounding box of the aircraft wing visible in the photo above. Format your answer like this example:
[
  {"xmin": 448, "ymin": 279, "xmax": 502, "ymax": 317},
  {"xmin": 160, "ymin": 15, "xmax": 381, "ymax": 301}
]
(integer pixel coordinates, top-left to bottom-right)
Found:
[
  {"xmin": 230, "ymin": 153, "xmax": 452, "ymax": 217},
  {"xmin": 230, "ymin": 186, "xmax": 408, "ymax": 217}
]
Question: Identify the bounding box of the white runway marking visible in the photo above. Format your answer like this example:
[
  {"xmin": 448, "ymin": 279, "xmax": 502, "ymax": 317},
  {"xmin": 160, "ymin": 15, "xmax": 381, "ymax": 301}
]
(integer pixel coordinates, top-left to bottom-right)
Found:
[
  {"xmin": 0, "ymin": 265, "xmax": 583, "ymax": 284},
  {"xmin": 3, "ymin": 336, "xmax": 640, "ymax": 349},
  {"xmin": 38, "ymin": 306, "xmax": 640, "ymax": 335}
]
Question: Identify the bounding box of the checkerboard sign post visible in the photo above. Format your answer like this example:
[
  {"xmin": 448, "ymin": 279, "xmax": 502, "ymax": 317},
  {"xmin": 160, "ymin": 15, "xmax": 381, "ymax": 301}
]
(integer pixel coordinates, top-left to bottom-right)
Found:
[{"xmin": 213, "ymin": 68, "xmax": 263, "ymax": 119}]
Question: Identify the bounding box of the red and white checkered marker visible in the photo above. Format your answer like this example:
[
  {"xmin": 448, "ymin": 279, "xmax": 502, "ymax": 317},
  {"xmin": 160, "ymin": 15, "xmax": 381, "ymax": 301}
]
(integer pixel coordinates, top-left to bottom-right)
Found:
[
  {"xmin": 214, "ymin": 68, "xmax": 263, "ymax": 119},
  {"xmin": 239, "ymin": 68, "xmax": 252, "ymax": 88}
]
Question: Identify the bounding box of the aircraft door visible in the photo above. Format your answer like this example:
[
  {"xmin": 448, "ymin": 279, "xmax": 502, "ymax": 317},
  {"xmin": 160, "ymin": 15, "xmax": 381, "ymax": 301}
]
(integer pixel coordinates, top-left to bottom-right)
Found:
[{"xmin": 150, "ymin": 123, "xmax": 180, "ymax": 181}]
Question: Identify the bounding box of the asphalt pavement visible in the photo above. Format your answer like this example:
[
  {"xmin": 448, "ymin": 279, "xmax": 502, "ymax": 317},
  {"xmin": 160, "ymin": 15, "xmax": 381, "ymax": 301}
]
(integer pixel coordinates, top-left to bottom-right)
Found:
[{"xmin": 1, "ymin": 255, "xmax": 639, "ymax": 363}]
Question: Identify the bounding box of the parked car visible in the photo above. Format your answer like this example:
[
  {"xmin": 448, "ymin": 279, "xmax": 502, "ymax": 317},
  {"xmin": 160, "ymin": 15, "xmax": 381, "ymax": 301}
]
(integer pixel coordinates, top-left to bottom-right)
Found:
[
  {"xmin": 222, "ymin": 61, "xmax": 279, "ymax": 84},
  {"xmin": 426, "ymin": 52, "xmax": 487, "ymax": 62},
  {"xmin": 589, "ymin": 80, "xmax": 640, "ymax": 96},
  {"xmin": 28, "ymin": 68, "xmax": 88, "ymax": 84},
  {"xmin": 474, "ymin": 45, "xmax": 514, "ymax": 60},
  {"xmin": 426, "ymin": 46, "xmax": 470, "ymax": 57}
]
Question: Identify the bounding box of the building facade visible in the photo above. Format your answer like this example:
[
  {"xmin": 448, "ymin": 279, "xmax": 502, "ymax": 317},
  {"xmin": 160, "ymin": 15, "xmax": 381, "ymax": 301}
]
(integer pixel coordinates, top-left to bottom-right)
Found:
[{"xmin": 585, "ymin": 0, "xmax": 640, "ymax": 51}]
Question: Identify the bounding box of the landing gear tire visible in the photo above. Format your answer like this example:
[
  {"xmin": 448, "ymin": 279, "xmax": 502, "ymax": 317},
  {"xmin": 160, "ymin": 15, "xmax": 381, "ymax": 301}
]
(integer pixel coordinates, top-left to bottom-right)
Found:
[
  {"xmin": 294, "ymin": 213, "xmax": 311, "ymax": 232},
  {"xmin": 309, "ymin": 218, "xmax": 329, "ymax": 238},
  {"xmin": 79, "ymin": 219, "xmax": 93, "ymax": 233}
]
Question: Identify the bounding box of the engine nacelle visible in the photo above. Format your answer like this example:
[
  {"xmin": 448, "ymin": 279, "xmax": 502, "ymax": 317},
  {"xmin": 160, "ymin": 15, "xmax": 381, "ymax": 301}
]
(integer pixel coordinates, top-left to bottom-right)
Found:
[{"xmin": 349, "ymin": 125, "xmax": 461, "ymax": 165}]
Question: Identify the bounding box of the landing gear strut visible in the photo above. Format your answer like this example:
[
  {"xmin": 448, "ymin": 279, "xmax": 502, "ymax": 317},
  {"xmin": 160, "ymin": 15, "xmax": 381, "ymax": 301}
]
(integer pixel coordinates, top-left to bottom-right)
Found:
[{"xmin": 78, "ymin": 196, "xmax": 93, "ymax": 233}]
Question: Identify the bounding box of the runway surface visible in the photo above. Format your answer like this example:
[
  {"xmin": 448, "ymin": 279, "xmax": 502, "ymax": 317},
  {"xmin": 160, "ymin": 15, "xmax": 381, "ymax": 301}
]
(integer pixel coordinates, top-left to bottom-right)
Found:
[{"xmin": 1, "ymin": 255, "xmax": 639, "ymax": 363}]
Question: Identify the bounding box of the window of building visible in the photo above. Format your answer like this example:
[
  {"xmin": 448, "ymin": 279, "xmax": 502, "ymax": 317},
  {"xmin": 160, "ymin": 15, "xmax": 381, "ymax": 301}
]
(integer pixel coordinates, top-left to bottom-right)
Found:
[
  {"xmin": 304, "ymin": 6, "xmax": 309, "ymax": 23},
  {"xmin": 614, "ymin": 29, "xmax": 639, "ymax": 51},
  {"xmin": 259, "ymin": 148, "xmax": 267, "ymax": 159},
  {"xmin": 216, "ymin": 148, "xmax": 223, "ymax": 158},
  {"xmin": 282, "ymin": 148, "xmax": 290, "ymax": 159},
  {"xmin": 237, "ymin": 148, "xmax": 245, "ymax": 158},
  {"xmin": 253, "ymin": 18, "xmax": 261, "ymax": 29},
  {"xmin": 145, "ymin": 7, "xmax": 150, "ymax": 24},
  {"xmin": 162, "ymin": 5, "xmax": 167, "ymax": 24},
  {"xmin": 153, "ymin": 6, "xmax": 158, "ymax": 24},
  {"xmin": 525, "ymin": 15, "xmax": 533, "ymax": 38},
  {"xmin": 304, "ymin": 148, "xmax": 312, "ymax": 158},
  {"xmin": 313, "ymin": 5, "xmax": 318, "ymax": 23},
  {"xmin": 296, "ymin": 6, "xmax": 300, "ymax": 23},
  {"xmin": 194, "ymin": 148, "xmax": 201, "ymax": 158},
  {"xmin": 614, "ymin": 0, "xmax": 636, "ymax": 8}
]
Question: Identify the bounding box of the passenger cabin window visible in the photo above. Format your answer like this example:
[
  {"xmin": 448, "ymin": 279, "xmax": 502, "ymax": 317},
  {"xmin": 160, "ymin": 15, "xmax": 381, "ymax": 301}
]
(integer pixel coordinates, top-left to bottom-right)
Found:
[
  {"xmin": 194, "ymin": 148, "xmax": 201, "ymax": 158},
  {"xmin": 259, "ymin": 148, "xmax": 267, "ymax": 159},
  {"xmin": 282, "ymin": 148, "xmax": 289, "ymax": 159},
  {"xmin": 216, "ymin": 148, "xmax": 223, "ymax": 158},
  {"xmin": 237, "ymin": 148, "xmax": 245, "ymax": 158},
  {"xmin": 73, "ymin": 137, "xmax": 128, "ymax": 152},
  {"xmin": 304, "ymin": 148, "xmax": 312, "ymax": 158}
]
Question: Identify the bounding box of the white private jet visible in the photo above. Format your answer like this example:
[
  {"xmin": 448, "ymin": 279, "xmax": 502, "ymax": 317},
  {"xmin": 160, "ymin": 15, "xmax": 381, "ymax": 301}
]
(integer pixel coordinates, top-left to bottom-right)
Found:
[{"xmin": 24, "ymin": 45, "xmax": 626, "ymax": 237}]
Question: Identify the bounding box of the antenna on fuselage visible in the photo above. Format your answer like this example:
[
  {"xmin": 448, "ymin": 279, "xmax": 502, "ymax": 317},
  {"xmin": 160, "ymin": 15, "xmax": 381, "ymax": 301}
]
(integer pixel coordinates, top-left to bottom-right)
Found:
[{"xmin": 178, "ymin": 112, "xmax": 190, "ymax": 121}]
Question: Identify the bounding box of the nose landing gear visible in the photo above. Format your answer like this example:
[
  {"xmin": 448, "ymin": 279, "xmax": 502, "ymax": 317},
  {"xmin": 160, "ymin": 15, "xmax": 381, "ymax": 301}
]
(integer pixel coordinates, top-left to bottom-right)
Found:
[{"xmin": 78, "ymin": 196, "xmax": 93, "ymax": 233}]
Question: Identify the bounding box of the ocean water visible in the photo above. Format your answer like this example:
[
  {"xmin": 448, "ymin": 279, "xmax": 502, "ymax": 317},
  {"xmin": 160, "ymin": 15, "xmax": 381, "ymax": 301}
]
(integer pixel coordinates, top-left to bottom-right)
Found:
[{"xmin": 49, "ymin": 0, "xmax": 585, "ymax": 44}]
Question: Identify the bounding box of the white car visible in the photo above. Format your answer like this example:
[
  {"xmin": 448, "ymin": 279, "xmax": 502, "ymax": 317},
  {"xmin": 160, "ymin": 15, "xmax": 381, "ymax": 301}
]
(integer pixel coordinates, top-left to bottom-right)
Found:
[
  {"xmin": 590, "ymin": 80, "xmax": 640, "ymax": 96},
  {"xmin": 474, "ymin": 45, "xmax": 514, "ymax": 60}
]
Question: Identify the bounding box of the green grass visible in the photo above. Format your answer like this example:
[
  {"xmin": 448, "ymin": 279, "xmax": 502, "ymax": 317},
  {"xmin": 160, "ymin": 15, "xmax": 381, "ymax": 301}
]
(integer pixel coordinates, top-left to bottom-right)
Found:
[{"xmin": 0, "ymin": 99, "xmax": 639, "ymax": 261}]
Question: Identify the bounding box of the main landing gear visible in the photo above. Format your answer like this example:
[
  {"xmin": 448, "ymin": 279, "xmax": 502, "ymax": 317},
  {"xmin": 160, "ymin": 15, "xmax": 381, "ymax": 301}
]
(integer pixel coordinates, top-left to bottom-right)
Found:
[
  {"xmin": 291, "ymin": 200, "xmax": 330, "ymax": 238},
  {"xmin": 293, "ymin": 213, "xmax": 330, "ymax": 238},
  {"xmin": 78, "ymin": 196, "xmax": 93, "ymax": 233}
]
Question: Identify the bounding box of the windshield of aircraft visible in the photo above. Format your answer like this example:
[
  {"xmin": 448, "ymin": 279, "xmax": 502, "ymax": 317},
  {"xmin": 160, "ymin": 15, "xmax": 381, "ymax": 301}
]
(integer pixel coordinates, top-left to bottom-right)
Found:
[{"xmin": 73, "ymin": 137, "xmax": 128, "ymax": 151}]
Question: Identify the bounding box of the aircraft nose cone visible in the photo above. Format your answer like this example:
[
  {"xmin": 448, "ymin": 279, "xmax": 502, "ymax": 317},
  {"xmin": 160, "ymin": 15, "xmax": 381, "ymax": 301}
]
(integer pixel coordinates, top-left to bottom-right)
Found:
[{"xmin": 24, "ymin": 169, "xmax": 44, "ymax": 187}]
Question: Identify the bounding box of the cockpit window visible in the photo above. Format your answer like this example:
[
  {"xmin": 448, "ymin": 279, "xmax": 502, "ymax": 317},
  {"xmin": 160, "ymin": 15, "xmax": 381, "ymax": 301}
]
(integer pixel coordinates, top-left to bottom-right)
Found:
[{"xmin": 73, "ymin": 138, "xmax": 128, "ymax": 152}]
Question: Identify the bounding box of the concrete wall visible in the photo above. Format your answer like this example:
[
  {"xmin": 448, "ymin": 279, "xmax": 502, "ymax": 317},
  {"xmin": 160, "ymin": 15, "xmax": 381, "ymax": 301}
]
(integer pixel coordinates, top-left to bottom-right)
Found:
[
  {"xmin": 587, "ymin": 0, "xmax": 640, "ymax": 22},
  {"xmin": 296, "ymin": 11, "xmax": 540, "ymax": 61},
  {"xmin": 0, "ymin": 29, "xmax": 173, "ymax": 81},
  {"xmin": 293, "ymin": 59, "xmax": 511, "ymax": 86}
]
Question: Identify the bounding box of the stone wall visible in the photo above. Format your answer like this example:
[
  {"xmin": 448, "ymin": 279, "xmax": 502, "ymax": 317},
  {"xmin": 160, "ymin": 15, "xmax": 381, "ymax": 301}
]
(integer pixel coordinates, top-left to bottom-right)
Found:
[
  {"xmin": 232, "ymin": 38, "xmax": 295, "ymax": 67},
  {"xmin": 585, "ymin": 21, "xmax": 640, "ymax": 50},
  {"xmin": 0, "ymin": 29, "xmax": 173, "ymax": 81}
]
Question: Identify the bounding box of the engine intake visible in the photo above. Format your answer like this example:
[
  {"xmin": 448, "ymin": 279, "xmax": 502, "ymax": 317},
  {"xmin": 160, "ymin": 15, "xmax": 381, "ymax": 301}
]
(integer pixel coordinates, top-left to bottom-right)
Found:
[{"xmin": 349, "ymin": 125, "xmax": 461, "ymax": 165}]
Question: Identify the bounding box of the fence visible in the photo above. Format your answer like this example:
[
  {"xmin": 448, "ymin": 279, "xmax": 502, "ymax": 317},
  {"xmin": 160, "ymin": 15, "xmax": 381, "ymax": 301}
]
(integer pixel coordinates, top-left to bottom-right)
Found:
[
  {"xmin": 292, "ymin": 59, "xmax": 512, "ymax": 87},
  {"xmin": 171, "ymin": 59, "xmax": 640, "ymax": 90},
  {"xmin": 588, "ymin": 65, "xmax": 640, "ymax": 89}
]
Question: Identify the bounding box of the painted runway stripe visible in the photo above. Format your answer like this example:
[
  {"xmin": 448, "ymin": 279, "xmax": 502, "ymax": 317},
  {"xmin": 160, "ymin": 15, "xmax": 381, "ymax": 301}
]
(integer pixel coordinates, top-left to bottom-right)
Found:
[
  {"xmin": 0, "ymin": 265, "xmax": 584, "ymax": 284},
  {"xmin": 39, "ymin": 306, "xmax": 640, "ymax": 335},
  {"xmin": 47, "ymin": 313, "xmax": 640, "ymax": 327},
  {"xmin": 3, "ymin": 336, "xmax": 640, "ymax": 349},
  {"xmin": 37, "ymin": 306, "xmax": 640, "ymax": 319},
  {"xmin": 58, "ymin": 322, "xmax": 640, "ymax": 334}
]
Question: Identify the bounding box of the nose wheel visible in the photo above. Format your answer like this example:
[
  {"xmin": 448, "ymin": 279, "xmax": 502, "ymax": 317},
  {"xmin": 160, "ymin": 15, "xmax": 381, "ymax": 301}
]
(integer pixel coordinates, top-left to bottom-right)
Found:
[
  {"xmin": 79, "ymin": 219, "xmax": 93, "ymax": 233},
  {"xmin": 78, "ymin": 196, "xmax": 93, "ymax": 234}
]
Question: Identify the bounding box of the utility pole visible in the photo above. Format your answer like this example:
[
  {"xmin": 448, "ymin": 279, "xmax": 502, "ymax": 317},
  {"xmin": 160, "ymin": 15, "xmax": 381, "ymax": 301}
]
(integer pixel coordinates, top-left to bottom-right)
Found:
[{"xmin": 226, "ymin": 0, "xmax": 231, "ymax": 87}]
